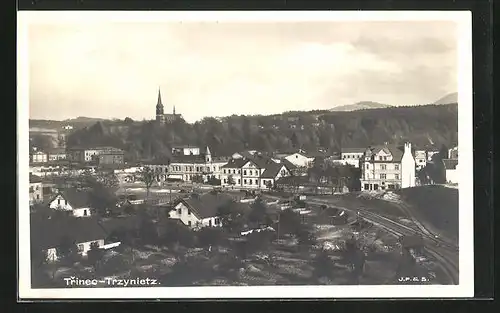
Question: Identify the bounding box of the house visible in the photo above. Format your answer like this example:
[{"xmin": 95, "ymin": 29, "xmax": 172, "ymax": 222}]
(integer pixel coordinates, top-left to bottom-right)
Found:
[
  {"xmin": 414, "ymin": 150, "xmax": 427, "ymax": 171},
  {"xmin": 169, "ymin": 193, "xmax": 232, "ymax": 229},
  {"xmin": 98, "ymin": 150, "xmax": 125, "ymax": 167},
  {"xmin": 30, "ymin": 215, "xmax": 112, "ymax": 262},
  {"xmin": 167, "ymin": 146, "xmax": 228, "ymax": 182},
  {"xmin": 29, "ymin": 173, "xmax": 43, "ymax": 205},
  {"xmin": 48, "ymin": 190, "xmax": 95, "ymax": 217},
  {"xmin": 68, "ymin": 146, "xmax": 124, "ymax": 163},
  {"xmin": 284, "ymin": 150, "xmax": 315, "ymax": 168},
  {"xmin": 220, "ymin": 154, "xmax": 292, "ymax": 189},
  {"xmin": 30, "ymin": 151, "xmax": 48, "ymax": 164},
  {"xmin": 360, "ymin": 142, "xmax": 416, "ymax": 191},
  {"xmin": 172, "ymin": 145, "xmax": 201, "ymax": 156},
  {"xmin": 443, "ymin": 159, "xmax": 459, "ymax": 184},
  {"xmin": 448, "ymin": 146, "xmax": 458, "ymax": 159},
  {"xmin": 340, "ymin": 148, "xmax": 366, "ymax": 168},
  {"xmin": 62, "ymin": 125, "xmax": 74, "ymax": 130},
  {"xmin": 46, "ymin": 148, "xmax": 67, "ymax": 161}
]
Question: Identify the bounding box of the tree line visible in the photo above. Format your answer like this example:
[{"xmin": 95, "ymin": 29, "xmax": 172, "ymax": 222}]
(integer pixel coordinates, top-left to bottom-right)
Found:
[{"xmin": 63, "ymin": 103, "xmax": 458, "ymax": 162}]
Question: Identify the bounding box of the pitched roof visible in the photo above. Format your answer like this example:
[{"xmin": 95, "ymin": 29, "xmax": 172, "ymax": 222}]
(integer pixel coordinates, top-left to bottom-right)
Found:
[
  {"xmin": 366, "ymin": 144, "xmax": 406, "ymax": 162},
  {"xmin": 58, "ymin": 189, "xmax": 93, "ymax": 208},
  {"xmin": 29, "ymin": 173, "xmax": 43, "ymax": 184},
  {"xmin": 341, "ymin": 148, "xmax": 367, "ymax": 154},
  {"xmin": 221, "ymin": 158, "xmax": 249, "ymax": 168},
  {"xmin": 280, "ymin": 158, "xmax": 298, "ymax": 169},
  {"xmin": 30, "ymin": 215, "xmax": 108, "ymax": 250},
  {"xmin": 443, "ymin": 158, "xmax": 458, "ymax": 170},
  {"xmin": 180, "ymin": 193, "xmax": 237, "ymax": 219},
  {"xmin": 261, "ymin": 163, "xmax": 286, "ymax": 179}
]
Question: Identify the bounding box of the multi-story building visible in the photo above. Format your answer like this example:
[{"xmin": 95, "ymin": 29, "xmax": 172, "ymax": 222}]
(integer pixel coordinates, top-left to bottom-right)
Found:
[
  {"xmin": 47, "ymin": 148, "xmax": 67, "ymax": 161},
  {"xmin": 98, "ymin": 151, "xmax": 125, "ymax": 166},
  {"xmin": 340, "ymin": 148, "xmax": 366, "ymax": 168},
  {"xmin": 30, "ymin": 151, "xmax": 48, "ymax": 164},
  {"xmin": 29, "ymin": 173, "xmax": 43, "ymax": 205},
  {"xmin": 220, "ymin": 153, "xmax": 292, "ymax": 189},
  {"xmin": 68, "ymin": 146, "xmax": 124, "ymax": 163},
  {"xmin": 414, "ymin": 150, "xmax": 427, "ymax": 170},
  {"xmin": 448, "ymin": 146, "xmax": 458, "ymax": 159},
  {"xmin": 167, "ymin": 146, "xmax": 228, "ymax": 182},
  {"xmin": 360, "ymin": 142, "xmax": 416, "ymax": 191}
]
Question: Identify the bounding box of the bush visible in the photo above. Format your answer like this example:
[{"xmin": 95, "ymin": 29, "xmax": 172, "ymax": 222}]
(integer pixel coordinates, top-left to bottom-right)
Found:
[{"xmin": 196, "ymin": 227, "xmax": 225, "ymax": 248}]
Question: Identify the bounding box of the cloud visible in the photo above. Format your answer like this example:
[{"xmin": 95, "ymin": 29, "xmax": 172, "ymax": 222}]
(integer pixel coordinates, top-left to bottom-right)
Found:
[{"xmin": 27, "ymin": 20, "xmax": 458, "ymax": 122}]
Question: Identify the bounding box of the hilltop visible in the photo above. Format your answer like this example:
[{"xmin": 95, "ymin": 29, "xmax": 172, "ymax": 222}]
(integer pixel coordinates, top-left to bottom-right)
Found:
[
  {"xmin": 330, "ymin": 101, "xmax": 392, "ymax": 112},
  {"xmin": 433, "ymin": 92, "xmax": 458, "ymax": 105}
]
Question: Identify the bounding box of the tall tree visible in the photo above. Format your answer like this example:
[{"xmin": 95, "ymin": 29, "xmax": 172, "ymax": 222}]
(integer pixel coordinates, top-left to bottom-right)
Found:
[{"xmin": 139, "ymin": 167, "xmax": 155, "ymax": 203}]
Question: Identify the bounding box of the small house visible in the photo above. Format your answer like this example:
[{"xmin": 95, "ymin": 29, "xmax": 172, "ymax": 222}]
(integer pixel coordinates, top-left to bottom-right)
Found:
[{"xmin": 48, "ymin": 190, "xmax": 94, "ymax": 217}]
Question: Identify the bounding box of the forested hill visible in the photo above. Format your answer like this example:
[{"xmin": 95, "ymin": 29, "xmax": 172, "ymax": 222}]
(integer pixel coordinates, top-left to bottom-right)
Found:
[{"xmin": 66, "ymin": 103, "xmax": 458, "ymax": 162}]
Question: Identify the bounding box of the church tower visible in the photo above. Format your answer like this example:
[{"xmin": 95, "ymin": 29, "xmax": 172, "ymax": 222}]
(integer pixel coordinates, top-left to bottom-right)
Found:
[{"xmin": 156, "ymin": 88, "xmax": 165, "ymax": 124}]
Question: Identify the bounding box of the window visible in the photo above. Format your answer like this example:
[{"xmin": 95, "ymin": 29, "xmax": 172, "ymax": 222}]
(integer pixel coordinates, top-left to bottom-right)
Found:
[
  {"xmin": 244, "ymin": 179, "xmax": 247, "ymax": 184},
  {"xmin": 36, "ymin": 194, "xmax": 40, "ymax": 200},
  {"xmin": 244, "ymin": 170, "xmax": 247, "ymax": 175},
  {"xmin": 223, "ymin": 169, "xmax": 226, "ymax": 174},
  {"xmin": 188, "ymin": 221, "xmax": 192, "ymax": 227},
  {"xmin": 249, "ymin": 180, "xmax": 252, "ymax": 185},
  {"xmin": 380, "ymin": 174, "xmax": 386, "ymax": 179},
  {"xmin": 238, "ymin": 170, "xmax": 241, "ymax": 174},
  {"xmin": 255, "ymin": 179, "xmax": 258, "ymax": 185},
  {"xmin": 366, "ymin": 164, "xmax": 369, "ymax": 169},
  {"xmin": 237, "ymin": 179, "xmax": 241, "ymax": 184},
  {"xmin": 83, "ymin": 210, "xmax": 88, "ymax": 216},
  {"xmin": 383, "ymin": 156, "xmax": 387, "ymax": 161},
  {"xmin": 379, "ymin": 156, "xmax": 383, "ymax": 160},
  {"xmin": 395, "ymin": 174, "xmax": 400, "ymax": 180},
  {"xmin": 296, "ymin": 155, "xmax": 298, "ymax": 158},
  {"xmin": 381, "ymin": 164, "xmax": 386, "ymax": 170},
  {"xmin": 209, "ymin": 219, "xmax": 212, "ymax": 227},
  {"xmin": 364, "ymin": 183, "xmax": 370, "ymax": 190},
  {"xmin": 188, "ymin": 209, "xmax": 191, "ymax": 215},
  {"xmin": 77, "ymin": 244, "xmax": 84, "ymax": 251},
  {"xmin": 223, "ymin": 179, "xmax": 227, "ymax": 183},
  {"xmin": 57, "ymin": 198, "xmax": 60, "ymax": 205},
  {"xmin": 177, "ymin": 208, "xmax": 181, "ymax": 214},
  {"xmin": 395, "ymin": 164, "xmax": 400, "ymax": 170},
  {"xmin": 215, "ymin": 218, "xmax": 220, "ymax": 225}
]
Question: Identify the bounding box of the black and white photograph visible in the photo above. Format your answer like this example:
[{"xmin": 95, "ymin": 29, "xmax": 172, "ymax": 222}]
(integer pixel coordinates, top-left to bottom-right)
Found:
[{"xmin": 18, "ymin": 11, "xmax": 473, "ymax": 299}]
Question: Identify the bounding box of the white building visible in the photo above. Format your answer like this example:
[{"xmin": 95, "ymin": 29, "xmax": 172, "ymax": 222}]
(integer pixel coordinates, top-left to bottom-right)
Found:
[
  {"xmin": 284, "ymin": 151, "xmax": 315, "ymax": 168},
  {"xmin": 414, "ymin": 150, "xmax": 427, "ymax": 170},
  {"xmin": 221, "ymin": 154, "xmax": 292, "ymax": 189},
  {"xmin": 360, "ymin": 142, "xmax": 416, "ymax": 191},
  {"xmin": 448, "ymin": 146, "xmax": 459, "ymax": 159},
  {"xmin": 48, "ymin": 190, "xmax": 95, "ymax": 217},
  {"xmin": 443, "ymin": 159, "xmax": 459, "ymax": 184},
  {"xmin": 31, "ymin": 151, "xmax": 48, "ymax": 163},
  {"xmin": 68, "ymin": 146, "xmax": 123, "ymax": 163},
  {"xmin": 340, "ymin": 148, "xmax": 366, "ymax": 168},
  {"xmin": 172, "ymin": 145, "xmax": 201, "ymax": 156},
  {"xmin": 169, "ymin": 193, "xmax": 228, "ymax": 229},
  {"xmin": 167, "ymin": 146, "xmax": 228, "ymax": 182},
  {"xmin": 29, "ymin": 173, "xmax": 43, "ymax": 205}
]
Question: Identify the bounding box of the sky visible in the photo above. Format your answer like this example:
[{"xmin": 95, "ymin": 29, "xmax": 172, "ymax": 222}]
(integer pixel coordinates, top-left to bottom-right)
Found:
[{"xmin": 28, "ymin": 19, "xmax": 458, "ymax": 123}]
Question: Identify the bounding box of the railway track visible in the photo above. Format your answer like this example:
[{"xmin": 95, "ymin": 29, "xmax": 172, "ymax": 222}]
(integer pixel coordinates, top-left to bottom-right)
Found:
[{"xmin": 262, "ymin": 194, "xmax": 459, "ymax": 284}]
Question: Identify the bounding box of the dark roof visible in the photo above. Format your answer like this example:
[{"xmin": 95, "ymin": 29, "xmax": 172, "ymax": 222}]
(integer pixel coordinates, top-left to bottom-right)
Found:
[
  {"xmin": 30, "ymin": 215, "xmax": 108, "ymax": 250},
  {"xmin": 261, "ymin": 163, "xmax": 286, "ymax": 179},
  {"xmin": 443, "ymin": 158, "xmax": 458, "ymax": 170},
  {"xmin": 221, "ymin": 158, "xmax": 249, "ymax": 169},
  {"xmin": 29, "ymin": 173, "xmax": 43, "ymax": 183},
  {"xmin": 366, "ymin": 144, "xmax": 407, "ymax": 162},
  {"xmin": 46, "ymin": 148, "xmax": 66, "ymax": 155},
  {"xmin": 280, "ymin": 158, "xmax": 298, "ymax": 169},
  {"xmin": 180, "ymin": 193, "xmax": 238, "ymax": 219},
  {"xmin": 171, "ymin": 154, "xmax": 207, "ymax": 164},
  {"xmin": 341, "ymin": 148, "xmax": 366, "ymax": 154},
  {"xmin": 58, "ymin": 189, "xmax": 93, "ymax": 208}
]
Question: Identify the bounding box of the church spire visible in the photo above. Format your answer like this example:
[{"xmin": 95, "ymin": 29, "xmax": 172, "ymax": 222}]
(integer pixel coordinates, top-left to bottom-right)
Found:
[{"xmin": 157, "ymin": 87, "xmax": 163, "ymax": 106}]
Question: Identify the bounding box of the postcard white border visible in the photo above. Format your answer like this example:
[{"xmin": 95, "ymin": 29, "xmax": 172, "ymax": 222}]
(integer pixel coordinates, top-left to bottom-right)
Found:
[{"xmin": 18, "ymin": 10, "xmax": 474, "ymax": 299}]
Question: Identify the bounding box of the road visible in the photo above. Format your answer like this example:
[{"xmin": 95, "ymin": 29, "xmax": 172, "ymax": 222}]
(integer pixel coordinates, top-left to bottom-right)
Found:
[{"xmin": 260, "ymin": 193, "xmax": 459, "ymax": 285}]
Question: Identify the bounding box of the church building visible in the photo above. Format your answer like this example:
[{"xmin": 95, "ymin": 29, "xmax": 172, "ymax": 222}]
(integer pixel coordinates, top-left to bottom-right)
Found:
[{"xmin": 155, "ymin": 88, "xmax": 181, "ymax": 124}]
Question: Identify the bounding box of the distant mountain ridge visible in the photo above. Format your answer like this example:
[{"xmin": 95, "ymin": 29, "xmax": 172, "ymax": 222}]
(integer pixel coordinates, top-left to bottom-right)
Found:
[
  {"xmin": 330, "ymin": 101, "xmax": 392, "ymax": 112},
  {"xmin": 434, "ymin": 92, "xmax": 458, "ymax": 105}
]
